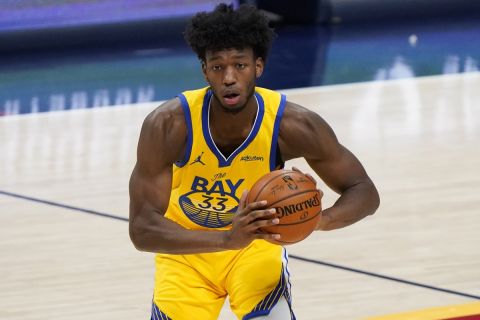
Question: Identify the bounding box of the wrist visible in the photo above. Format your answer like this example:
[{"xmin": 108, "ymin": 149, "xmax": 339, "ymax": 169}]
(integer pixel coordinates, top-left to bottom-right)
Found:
[
  {"xmin": 219, "ymin": 230, "xmax": 233, "ymax": 250},
  {"xmin": 317, "ymin": 209, "xmax": 333, "ymax": 231}
]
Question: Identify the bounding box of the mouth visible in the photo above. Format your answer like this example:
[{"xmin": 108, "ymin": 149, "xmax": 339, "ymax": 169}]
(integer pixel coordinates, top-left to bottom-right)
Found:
[{"xmin": 223, "ymin": 92, "xmax": 241, "ymax": 106}]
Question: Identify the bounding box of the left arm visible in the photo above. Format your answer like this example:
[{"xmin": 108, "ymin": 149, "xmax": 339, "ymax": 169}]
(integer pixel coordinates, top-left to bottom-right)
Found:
[{"xmin": 278, "ymin": 102, "xmax": 380, "ymax": 231}]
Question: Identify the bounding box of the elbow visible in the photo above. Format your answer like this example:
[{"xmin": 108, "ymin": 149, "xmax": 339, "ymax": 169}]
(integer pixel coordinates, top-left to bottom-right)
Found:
[
  {"xmin": 129, "ymin": 216, "xmax": 171, "ymax": 253},
  {"xmin": 370, "ymin": 183, "xmax": 381, "ymax": 215},
  {"xmin": 129, "ymin": 221, "xmax": 149, "ymax": 252}
]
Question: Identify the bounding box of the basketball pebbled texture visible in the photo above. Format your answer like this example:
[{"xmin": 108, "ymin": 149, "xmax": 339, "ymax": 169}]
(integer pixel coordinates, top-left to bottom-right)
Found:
[{"xmin": 246, "ymin": 169, "xmax": 323, "ymax": 245}]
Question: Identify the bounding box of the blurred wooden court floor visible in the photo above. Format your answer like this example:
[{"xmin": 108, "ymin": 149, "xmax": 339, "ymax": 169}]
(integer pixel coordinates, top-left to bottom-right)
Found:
[{"xmin": 1, "ymin": 73, "xmax": 479, "ymax": 319}]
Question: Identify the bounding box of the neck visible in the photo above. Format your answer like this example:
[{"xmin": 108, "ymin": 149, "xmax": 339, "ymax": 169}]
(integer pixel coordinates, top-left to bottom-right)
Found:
[{"xmin": 208, "ymin": 93, "xmax": 258, "ymax": 150}]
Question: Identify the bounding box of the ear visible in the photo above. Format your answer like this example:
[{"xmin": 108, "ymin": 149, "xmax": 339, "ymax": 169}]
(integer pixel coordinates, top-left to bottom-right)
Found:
[
  {"xmin": 201, "ymin": 61, "xmax": 209, "ymax": 84},
  {"xmin": 255, "ymin": 57, "xmax": 264, "ymax": 78}
]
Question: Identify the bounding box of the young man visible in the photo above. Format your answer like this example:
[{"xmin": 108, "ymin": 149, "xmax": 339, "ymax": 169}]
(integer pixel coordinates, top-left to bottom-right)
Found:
[{"xmin": 129, "ymin": 3, "xmax": 379, "ymax": 320}]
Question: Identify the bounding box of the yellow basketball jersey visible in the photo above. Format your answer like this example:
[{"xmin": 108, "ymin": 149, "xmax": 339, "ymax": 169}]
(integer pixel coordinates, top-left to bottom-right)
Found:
[
  {"xmin": 153, "ymin": 86, "xmax": 291, "ymax": 318},
  {"xmin": 164, "ymin": 86, "xmax": 286, "ymax": 230}
]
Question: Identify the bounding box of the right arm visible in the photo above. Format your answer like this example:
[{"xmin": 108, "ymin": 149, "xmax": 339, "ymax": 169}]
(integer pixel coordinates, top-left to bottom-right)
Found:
[{"xmin": 129, "ymin": 98, "xmax": 280, "ymax": 254}]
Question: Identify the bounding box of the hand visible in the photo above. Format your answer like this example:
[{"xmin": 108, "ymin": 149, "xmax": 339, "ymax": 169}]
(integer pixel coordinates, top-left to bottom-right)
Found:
[
  {"xmin": 292, "ymin": 167, "xmax": 325, "ymax": 230},
  {"xmin": 292, "ymin": 166, "xmax": 317, "ymax": 185},
  {"xmin": 292, "ymin": 166, "xmax": 324, "ymax": 197},
  {"xmin": 223, "ymin": 190, "xmax": 281, "ymax": 250}
]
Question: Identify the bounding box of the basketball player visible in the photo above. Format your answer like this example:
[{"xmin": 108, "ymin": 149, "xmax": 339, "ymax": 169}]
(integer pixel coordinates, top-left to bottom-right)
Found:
[{"xmin": 129, "ymin": 3, "xmax": 379, "ymax": 320}]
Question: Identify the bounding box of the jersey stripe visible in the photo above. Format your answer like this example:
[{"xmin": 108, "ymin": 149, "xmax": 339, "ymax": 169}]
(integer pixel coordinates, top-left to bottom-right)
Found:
[
  {"xmin": 176, "ymin": 93, "xmax": 194, "ymax": 168},
  {"xmin": 270, "ymin": 94, "xmax": 287, "ymax": 171}
]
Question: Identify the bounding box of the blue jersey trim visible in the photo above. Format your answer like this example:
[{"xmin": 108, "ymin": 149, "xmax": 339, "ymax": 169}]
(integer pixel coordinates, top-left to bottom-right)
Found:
[
  {"xmin": 243, "ymin": 265, "xmax": 296, "ymax": 320},
  {"xmin": 151, "ymin": 301, "xmax": 172, "ymax": 320},
  {"xmin": 283, "ymin": 248, "xmax": 296, "ymax": 320},
  {"xmin": 283, "ymin": 248, "xmax": 293, "ymax": 298},
  {"xmin": 175, "ymin": 93, "xmax": 193, "ymax": 167},
  {"xmin": 202, "ymin": 90, "xmax": 265, "ymax": 168},
  {"xmin": 243, "ymin": 310, "xmax": 270, "ymax": 320},
  {"xmin": 269, "ymin": 94, "xmax": 287, "ymax": 171}
]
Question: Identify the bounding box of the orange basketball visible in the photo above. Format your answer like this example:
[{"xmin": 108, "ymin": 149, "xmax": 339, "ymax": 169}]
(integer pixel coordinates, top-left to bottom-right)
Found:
[{"xmin": 247, "ymin": 169, "xmax": 323, "ymax": 245}]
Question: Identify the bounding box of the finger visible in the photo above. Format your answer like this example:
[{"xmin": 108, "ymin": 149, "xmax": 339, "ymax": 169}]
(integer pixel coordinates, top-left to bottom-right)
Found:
[
  {"xmin": 305, "ymin": 173, "xmax": 317, "ymax": 185},
  {"xmin": 238, "ymin": 189, "xmax": 249, "ymax": 211},
  {"xmin": 249, "ymin": 217, "xmax": 280, "ymax": 230},
  {"xmin": 255, "ymin": 233, "xmax": 281, "ymax": 241},
  {"xmin": 318, "ymin": 188, "xmax": 324, "ymax": 199},
  {"xmin": 246, "ymin": 208, "xmax": 276, "ymax": 222},
  {"xmin": 237, "ymin": 199, "xmax": 268, "ymax": 218},
  {"xmin": 292, "ymin": 166, "xmax": 317, "ymax": 185},
  {"xmin": 244, "ymin": 200, "xmax": 269, "ymax": 212}
]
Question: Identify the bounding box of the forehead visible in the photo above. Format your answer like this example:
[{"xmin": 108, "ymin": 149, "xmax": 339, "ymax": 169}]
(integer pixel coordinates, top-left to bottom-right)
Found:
[{"xmin": 205, "ymin": 47, "xmax": 255, "ymax": 62}]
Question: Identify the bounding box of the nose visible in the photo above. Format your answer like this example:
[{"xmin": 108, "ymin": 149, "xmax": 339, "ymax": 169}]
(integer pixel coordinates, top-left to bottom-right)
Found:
[{"xmin": 223, "ymin": 66, "xmax": 236, "ymax": 86}]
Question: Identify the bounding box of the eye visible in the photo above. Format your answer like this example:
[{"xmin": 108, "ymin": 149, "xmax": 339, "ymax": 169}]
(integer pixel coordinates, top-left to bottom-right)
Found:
[
  {"xmin": 237, "ymin": 63, "xmax": 246, "ymax": 69},
  {"xmin": 212, "ymin": 65, "xmax": 222, "ymax": 71}
]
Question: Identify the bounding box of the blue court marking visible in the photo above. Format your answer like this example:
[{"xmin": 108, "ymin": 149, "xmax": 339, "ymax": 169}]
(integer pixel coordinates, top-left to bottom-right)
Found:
[
  {"xmin": 0, "ymin": 190, "xmax": 128, "ymax": 222},
  {"xmin": 289, "ymin": 254, "xmax": 480, "ymax": 300},
  {"xmin": 2, "ymin": 188, "xmax": 479, "ymax": 300}
]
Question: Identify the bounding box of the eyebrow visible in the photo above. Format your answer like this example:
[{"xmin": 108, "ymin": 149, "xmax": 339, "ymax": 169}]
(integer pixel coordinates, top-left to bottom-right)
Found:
[{"xmin": 207, "ymin": 52, "xmax": 249, "ymax": 62}]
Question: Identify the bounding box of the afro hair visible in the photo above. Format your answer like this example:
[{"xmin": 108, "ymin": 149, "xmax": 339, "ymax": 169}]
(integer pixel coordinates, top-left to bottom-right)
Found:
[{"xmin": 184, "ymin": 3, "xmax": 276, "ymax": 62}]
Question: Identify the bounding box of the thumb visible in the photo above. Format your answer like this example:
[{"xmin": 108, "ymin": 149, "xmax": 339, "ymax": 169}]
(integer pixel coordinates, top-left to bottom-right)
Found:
[{"xmin": 238, "ymin": 189, "xmax": 249, "ymax": 211}]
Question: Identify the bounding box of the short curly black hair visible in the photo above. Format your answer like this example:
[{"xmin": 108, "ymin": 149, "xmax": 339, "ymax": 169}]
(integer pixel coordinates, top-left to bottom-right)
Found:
[{"xmin": 184, "ymin": 3, "xmax": 276, "ymax": 62}]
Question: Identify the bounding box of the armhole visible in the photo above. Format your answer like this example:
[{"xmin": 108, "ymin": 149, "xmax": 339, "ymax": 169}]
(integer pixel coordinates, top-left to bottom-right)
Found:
[
  {"xmin": 269, "ymin": 94, "xmax": 287, "ymax": 171},
  {"xmin": 175, "ymin": 94, "xmax": 193, "ymax": 168}
]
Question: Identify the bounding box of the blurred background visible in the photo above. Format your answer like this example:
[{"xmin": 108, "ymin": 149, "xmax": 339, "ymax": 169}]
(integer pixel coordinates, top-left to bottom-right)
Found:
[
  {"xmin": 2, "ymin": 2, "xmax": 480, "ymax": 319},
  {"xmin": 1, "ymin": 0, "xmax": 479, "ymax": 116}
]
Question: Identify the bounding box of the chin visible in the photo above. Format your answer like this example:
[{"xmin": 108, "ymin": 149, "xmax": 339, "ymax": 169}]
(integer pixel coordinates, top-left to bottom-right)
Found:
[{"xmin": 221, "ymin": 102, "xmax": 247, "ymax": 114}]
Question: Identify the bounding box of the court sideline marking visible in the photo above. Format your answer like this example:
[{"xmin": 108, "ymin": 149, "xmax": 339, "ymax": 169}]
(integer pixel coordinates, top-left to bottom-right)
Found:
[{"xmin": 1, "ymin": 189, "xmax": 480, "ymax": 301}]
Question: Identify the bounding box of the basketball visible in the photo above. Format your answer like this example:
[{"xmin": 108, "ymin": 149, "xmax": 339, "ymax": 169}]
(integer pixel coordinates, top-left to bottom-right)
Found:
[{"xmin": 247, "ymin": 169, "xmax": 323, "ymax": 245}]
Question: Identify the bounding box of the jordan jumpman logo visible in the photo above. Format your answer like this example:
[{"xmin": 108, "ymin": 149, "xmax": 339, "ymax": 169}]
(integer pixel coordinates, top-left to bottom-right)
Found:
[{"xmin": 190, "ymin": 152, "xmax": 206, "ymax": 165}]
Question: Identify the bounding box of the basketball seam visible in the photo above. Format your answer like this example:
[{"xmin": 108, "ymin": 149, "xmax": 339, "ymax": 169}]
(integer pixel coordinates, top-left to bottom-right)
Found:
[
  {"xmin": 267, "ymin": 189, "xmax": 320, "ymax": 208},
  {"xmin": 251, "ymin": 170, "xmax": 295, "ymax": 202},
  {"xmin": 271, "ymin": 210, "xmax": 321, "ymax": 226}
]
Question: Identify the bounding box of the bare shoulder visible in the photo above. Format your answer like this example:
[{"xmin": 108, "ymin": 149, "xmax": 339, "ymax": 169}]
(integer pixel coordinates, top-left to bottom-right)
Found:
[
  {"xmin": 142, "ymin": 97, "xmax": 186, "ymax": 135},
  {"xmin": 278, "ymin": 101, "xmax": 340, "ymax": 161},
  {"xmin": 138, "ymin": 97, "xmax": 187, "ymax": 167}
]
